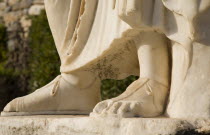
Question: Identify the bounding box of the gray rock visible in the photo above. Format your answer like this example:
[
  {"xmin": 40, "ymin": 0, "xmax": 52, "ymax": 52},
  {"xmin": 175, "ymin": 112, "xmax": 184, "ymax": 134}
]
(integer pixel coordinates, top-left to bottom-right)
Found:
[
  {"xmin": 12, "ymin": 0, "xmax": 32, "ymax": 11},
  {"xmin": 0, "ymin": 116, "xmax": 209, "ymax": 135},
  {"xmin": 28, "ymin": 5, "xmax": 44, "ymax": 15},
  {"xmin": 7, "ymin": 0, "xmax": 20, "ymax": 6},
  {"xmin": 7, "ymin": 40, "xmax": 18, "ymax": 52},
  {"xmin": 33, "ymin": 0, "xmax": 44, "ymax": 5},
  {"xmin": 6, "ymin": 21, "xmax": 21, "ymax": 31},
  {"xmin": 3, "ymin": 11, "xmax": 22, "ymax": 26},
  {"xmin": 0, "ymin": 2, "xmax": 6, "ymax": 11}
]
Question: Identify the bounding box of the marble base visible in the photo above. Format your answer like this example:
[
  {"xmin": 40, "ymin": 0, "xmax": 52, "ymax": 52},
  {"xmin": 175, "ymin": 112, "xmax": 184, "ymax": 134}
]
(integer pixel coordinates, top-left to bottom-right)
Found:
[{"xmin": 0, "ymin": 115, "xmax": 209, "ymax": 135}]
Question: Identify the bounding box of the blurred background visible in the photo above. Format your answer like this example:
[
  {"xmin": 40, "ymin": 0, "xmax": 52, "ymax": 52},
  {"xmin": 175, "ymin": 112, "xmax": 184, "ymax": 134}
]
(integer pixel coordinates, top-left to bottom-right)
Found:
[{"xmin": 0, "ymin": 0, "xmax": 138, "ymax": 111}]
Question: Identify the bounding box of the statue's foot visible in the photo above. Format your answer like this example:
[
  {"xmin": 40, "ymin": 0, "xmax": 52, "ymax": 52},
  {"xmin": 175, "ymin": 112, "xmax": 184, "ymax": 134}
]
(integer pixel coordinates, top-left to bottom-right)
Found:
[
  {"xmin": 91, "ymin": 78, "xmax": 169, "ymax": 118},
  {"xmin": 1, "ymin": 72, "xmax": 101, "ymax": 116}
]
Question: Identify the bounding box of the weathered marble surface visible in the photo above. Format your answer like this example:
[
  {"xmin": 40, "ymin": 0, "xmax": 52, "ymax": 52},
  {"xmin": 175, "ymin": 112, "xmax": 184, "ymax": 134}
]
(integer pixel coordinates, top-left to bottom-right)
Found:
[
  {"xmin": 1, "ymin": 0, "xmax": 210, "ymax": 119},
  {"xmin": 0, "ymin": 115, "xmax": 209, "ymax": 135},
  {"xmin": 167, "ymin": 43, "xmax": 210, "ymax": 118}
]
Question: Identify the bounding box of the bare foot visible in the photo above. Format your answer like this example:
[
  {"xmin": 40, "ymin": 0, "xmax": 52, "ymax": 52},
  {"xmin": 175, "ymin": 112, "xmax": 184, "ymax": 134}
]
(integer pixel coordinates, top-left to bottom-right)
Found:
[
  {"xmin": 1, "ymin": 72, "xmax": 101, "ymax": 116},
  {"xmin": 91, "ymin": 78, "xmax": 169, "ymax": 118}
]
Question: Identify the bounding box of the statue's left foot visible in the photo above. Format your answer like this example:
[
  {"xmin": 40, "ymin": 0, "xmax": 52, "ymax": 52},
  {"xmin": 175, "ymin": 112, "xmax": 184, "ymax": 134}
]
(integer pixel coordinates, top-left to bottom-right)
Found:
[{"xmin": 91, "ymin": 78, "xmax": 169, "ymax": 118}]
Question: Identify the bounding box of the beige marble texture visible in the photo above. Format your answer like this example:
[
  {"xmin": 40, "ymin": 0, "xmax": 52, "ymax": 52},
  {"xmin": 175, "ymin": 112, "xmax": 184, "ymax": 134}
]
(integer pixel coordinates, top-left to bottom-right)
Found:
[
  {"xmin": 0, "ymin": 116, "xmax": 209, "ymax": 135},
  {"xmin": 1, "ymin": 0, "xmax": 210, "ymax": 119}
]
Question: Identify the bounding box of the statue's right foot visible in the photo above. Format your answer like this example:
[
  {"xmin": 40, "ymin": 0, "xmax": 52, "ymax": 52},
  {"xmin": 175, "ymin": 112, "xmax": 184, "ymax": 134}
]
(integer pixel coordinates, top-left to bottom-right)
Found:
[
  {"xmin": 91, "ymin": 78, "xmax": 169, "ymax": 118},
  {"xmin": 1, "ymin": 71, "xmax": 101, "ymax": 116}
]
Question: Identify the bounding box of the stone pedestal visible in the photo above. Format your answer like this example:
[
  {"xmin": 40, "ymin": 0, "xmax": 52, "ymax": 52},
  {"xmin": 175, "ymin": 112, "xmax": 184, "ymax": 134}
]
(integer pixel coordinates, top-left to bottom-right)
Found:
[{"xmin": 0, "ymin": 115, "xmax": 209, "ymax": 135}]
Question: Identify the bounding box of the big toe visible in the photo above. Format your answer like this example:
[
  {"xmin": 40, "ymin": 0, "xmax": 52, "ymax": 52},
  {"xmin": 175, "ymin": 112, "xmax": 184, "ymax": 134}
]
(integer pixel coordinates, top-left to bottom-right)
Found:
[
  {"xmin": 3, "ymin": 98, "xmax": 20, "ymax": 112},
  {"xmin": 92, "ymin": 100, "xmax": 114, "ymax": 114},
  {"xmin": 93, "ymin": 101, "xmax": 108, "ymax": 114}
]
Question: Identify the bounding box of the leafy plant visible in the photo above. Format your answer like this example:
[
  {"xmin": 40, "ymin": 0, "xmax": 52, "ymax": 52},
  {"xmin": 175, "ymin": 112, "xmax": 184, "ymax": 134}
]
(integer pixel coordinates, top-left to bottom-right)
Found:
[
  {"xmin": 0, "ymin": 23, "xmax": 7, "ymax": 68},
  {"xmin": 101, "ymin": 76, "xmax": 138, "ymax": 100},
  {"xmin": 28, "ymin": 10, "xmax": 60, "ymax": 92},
  {"xmin": 0, "ymin": 22, "xmax": 24, "ymax": 110}
]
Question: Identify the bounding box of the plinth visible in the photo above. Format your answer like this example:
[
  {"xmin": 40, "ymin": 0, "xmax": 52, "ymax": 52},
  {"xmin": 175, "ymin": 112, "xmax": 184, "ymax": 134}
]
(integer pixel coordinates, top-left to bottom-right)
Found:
[{"xmin": 0, "ymin": 115, "xmax": 209, "ymax": 135}]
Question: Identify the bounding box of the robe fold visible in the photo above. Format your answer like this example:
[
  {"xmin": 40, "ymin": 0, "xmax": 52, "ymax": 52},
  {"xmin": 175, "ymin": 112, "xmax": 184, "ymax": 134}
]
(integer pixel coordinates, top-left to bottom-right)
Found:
[
  {"xmin": 44, "ymin": 0, "xmax": 210, "ymax": 80},
  {"xmin": 44, "ymin": 0, "xmax": 210, "ymax": 118}
]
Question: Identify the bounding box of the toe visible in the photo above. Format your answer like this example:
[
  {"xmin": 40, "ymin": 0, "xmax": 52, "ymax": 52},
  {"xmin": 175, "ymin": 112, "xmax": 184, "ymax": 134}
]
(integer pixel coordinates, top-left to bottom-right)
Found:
[
  {"xmin": 117, "ymin": 102, "xmax": 130, "ymax": 116},
  {"xmin": 93, "ymin": 100, "xmax": 109, "ymax": 114},
  {"xmin": 107, "ymin": 102, "xmax": 122, "ymax": 114},
  {"xmin": 101, "ymin": 101, "xmax": 114, "ymax": 114},
  {"xmin": 129, "ymin": 102, "xmax": 141, "ymax": 117},
  {"xmin": 116, "ymin": 102, "xmax": 139, "ymax": 118},
  {"xmin": 3, "ymin": 98, "xmax": 19, "ymax": 112}
]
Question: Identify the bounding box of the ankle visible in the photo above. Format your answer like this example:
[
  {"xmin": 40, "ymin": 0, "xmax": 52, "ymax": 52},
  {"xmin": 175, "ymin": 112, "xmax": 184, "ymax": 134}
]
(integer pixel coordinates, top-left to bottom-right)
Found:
[
  {"xmin": 140, "ymin": 74, "xmax": 169, "ymax": 87},
  {"xmin": 61, "ymin": 71, "xmax": 98, "ymax": 89}
]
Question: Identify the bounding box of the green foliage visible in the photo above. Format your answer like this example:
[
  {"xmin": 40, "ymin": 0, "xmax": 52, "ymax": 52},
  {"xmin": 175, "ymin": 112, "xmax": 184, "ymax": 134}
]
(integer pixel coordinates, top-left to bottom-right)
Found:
[
  {"xmin": 0, "ymin": 23, "xmax": 18, "ymax": 76},
  {"xmin": 101, "ymin": 76, "xmax": 138, "ymax": 100},
  {"xmin": 0, "ymin": 23, "xmax": 7, "ymax": 70},
  {"xmin": 0, "ymin": 22, "xmax": 8, "ymax": 110},
  {"xmin": 0, "ymin": 22, "xmax": 23, "ymax": 111},
  {"xmin": 28, "ymin": 10, "xmax": 60, "ymax": 92}
]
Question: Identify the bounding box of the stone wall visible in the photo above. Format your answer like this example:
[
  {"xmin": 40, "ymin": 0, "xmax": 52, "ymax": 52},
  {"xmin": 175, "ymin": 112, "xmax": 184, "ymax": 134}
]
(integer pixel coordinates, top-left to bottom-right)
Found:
[
  {"xmin": 0, "ymin": 116, "xmax": 209, "ymax": 135},
  {"xmin": 0, "ymin": 0, "xmax": 44, "ymax": 92}
]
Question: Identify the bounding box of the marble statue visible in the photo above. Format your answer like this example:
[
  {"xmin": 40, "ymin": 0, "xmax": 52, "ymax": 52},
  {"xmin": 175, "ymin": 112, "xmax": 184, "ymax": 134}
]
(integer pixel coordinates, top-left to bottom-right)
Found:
[{"xmin": 1, "ymin": 0, "xmax": 210, "ymax": 119}]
